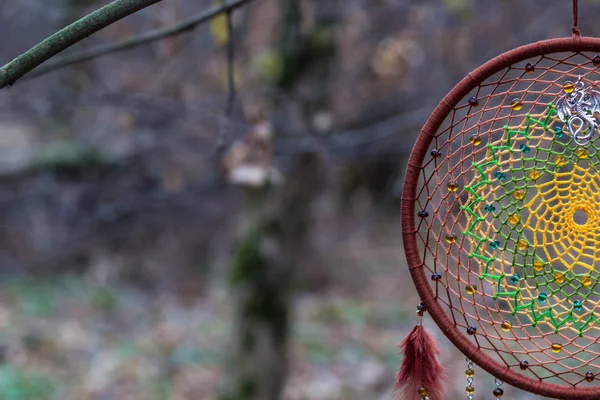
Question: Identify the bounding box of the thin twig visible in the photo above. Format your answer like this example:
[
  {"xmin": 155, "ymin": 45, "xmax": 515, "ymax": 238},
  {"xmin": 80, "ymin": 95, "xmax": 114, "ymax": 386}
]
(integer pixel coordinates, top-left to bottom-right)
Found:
[
  {"xmin": 215, "ymin": 7, "xmax": 238, "ymax": 153},
  {"xmin": 25, "ymin": 0, "xmax": 256, "ymax": 82},
  {"xmin": 274, "ymin": 106, "xmax": 430, "ymax": 154},
  {"xmin": 0, "ymin": 0, "xmax": 253, "ymax": 89},
  {"xmin": 225, "ymin": 9, "xmax": 237, "ymax": 116},
  {"xmin": 0, "ymin": 0, "xmax": 166, "ymax": 88}
]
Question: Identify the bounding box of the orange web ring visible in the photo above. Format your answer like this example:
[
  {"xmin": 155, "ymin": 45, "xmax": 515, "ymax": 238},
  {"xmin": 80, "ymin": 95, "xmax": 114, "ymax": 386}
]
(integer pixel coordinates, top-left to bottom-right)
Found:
[{"xmin": 402, "ymin": 37, "xmax": 600, "ymax": 399}]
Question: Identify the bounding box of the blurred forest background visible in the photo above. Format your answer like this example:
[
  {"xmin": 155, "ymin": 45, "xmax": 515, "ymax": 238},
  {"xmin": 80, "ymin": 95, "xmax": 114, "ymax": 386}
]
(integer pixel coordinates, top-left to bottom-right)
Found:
[{"xmin": 0, "ymin": 0, "xmax": 598, "ymax": 399}]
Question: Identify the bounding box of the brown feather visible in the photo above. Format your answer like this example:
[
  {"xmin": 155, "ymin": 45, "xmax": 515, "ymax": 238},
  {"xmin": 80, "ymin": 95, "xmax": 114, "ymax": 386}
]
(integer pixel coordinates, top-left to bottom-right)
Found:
[{"xmin": 396, "ymin": 325, "xmax": 445, "ymax": 400}]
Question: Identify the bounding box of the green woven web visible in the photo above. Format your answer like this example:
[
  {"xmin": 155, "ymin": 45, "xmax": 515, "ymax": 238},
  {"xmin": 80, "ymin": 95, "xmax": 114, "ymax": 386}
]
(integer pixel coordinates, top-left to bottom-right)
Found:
[{"xmin": 413, "ymin": 52, "xmax": 600, "ymax": 386}]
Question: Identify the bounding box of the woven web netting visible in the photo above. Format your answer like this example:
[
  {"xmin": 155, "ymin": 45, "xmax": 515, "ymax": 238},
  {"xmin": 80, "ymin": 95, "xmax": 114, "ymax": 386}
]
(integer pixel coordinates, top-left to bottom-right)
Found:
[{"xmin": 414, "ymin": 51, "xmax": 600, "ymax": 388}]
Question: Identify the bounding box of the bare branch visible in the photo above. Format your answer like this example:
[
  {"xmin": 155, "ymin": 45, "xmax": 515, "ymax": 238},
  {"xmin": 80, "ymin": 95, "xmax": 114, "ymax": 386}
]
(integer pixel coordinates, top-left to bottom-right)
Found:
[
  {"xmin": 0, "ymin": 0, "xmax": 168, "ymax": 88},
  {"xmin": 274, "ymin": 106, "xmax": 431, "ymax": 154},
  {"xmin": 24, "ymin": 0, "xmax": 256, "ymax": 81},
  {"xmin": 225, "ymin": 9, "xmax": 236, "ymax": 116},
  {"xmin": 215, "ymin": 7, "xmax": 238, "ymax": 153}
]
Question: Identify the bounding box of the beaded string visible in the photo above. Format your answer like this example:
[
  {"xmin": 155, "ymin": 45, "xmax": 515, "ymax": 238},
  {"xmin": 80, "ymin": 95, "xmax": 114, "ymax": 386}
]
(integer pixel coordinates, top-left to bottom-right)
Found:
[
  {"xmin": 415, "ymin": 303, "xmax": 430, "ymax": 400},
  {"xmin": 466, "ymin": 358, "xmax": 475, "ymax": 399},
  {"xmin": 493, "ymin": 378, "xmax": 504, "ymax": 399}
]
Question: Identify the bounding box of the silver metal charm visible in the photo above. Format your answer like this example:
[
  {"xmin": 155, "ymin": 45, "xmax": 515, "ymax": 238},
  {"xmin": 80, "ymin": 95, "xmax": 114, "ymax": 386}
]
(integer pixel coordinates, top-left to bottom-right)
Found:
[{"xmin": 556, "ymin": 77, "xmax": 600, "ymax": 145}]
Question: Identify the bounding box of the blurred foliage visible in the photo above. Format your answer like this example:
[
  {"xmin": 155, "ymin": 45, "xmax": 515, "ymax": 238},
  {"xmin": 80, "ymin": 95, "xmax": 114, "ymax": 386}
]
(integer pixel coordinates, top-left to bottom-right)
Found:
[
  {"xmin": 0, "ymin": 366, "xmax": 56, "ymax": 400},
  {"xmin": 210, "ymin": 1, "xmax": 230, "ymax": 46},
  {"xmin": 34, "ymin": 142, "xmax": 109, "ymax": 174},
  {"xmin": 443, "ymin": 0, "xmax": 474, "ymax": 18},
  {"xmin": 9, "ymin": 279, "xmax": 59, "ymax": 317},
  {"xmin": 90, "ymin": 287, "xmax": 117, "ymax": 312}
]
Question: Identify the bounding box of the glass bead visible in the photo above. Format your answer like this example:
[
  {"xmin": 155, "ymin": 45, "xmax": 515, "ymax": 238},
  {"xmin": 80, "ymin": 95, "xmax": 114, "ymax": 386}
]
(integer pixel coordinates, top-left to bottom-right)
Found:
[
  {"xmin": 470, "ymin": 135, "xmax": 481, "ymax": 146},
  {"xmin": 551, "ymin": 342, "xmax": 562, "ymax": 353},
  {"xmin": 489, "ymin": 240, "xmax": 500, "ymax": 250},
  {"xmin": 520, "ymin": 144, "xmax": 531, "ymax": 153},
  {"xmin": 517, "ymin": 239, "xmax": 528, "ymax": 251},
  {"xmin": 467, "ymin": 325, "xmax": 477, "ymax": 335},
  {"xmin": 520, "ymin": 360, "xmax": 529, "ymax": 370},
  {"xmin": 501, "ymin": 320, "xmax": 512, "ymax": 332},
  {"xmin": 554, "ymin": 155, "xmax": 567, "ymax": 166},
  {"xmin": 574, "ymin": 299, "xmax": 583, "ymax": 312},
  {"xmin": 465, "ymin": 284, "xmax": 477, "ymax": 295},
  {"xmin": 418, "ymin": 210, "xmax": 429, "ymax": 218},
  {"xmin": 465, "ymin": 369, "xmax": 475, "ymax": 377},
  {"xmin": 577, "ymin": 148, "xmax": 589, "ymax": 159},
  {"xmin": 510, "ymin": 274, "xmax": 520, "ymax": 284},
  {"xmin": 581, "ymin": 276, "xmax": 593, "ymax": 287},
  {"xmin": 417, "ymin": 387, "xmax": 428, "ymax": 396},
  {"xmin": 493, "ymin": 387, "xmax": 504, "ymax": 397},
  {"xmin": 431, "ymin": 273, "xmax": 442, "ymax": 281},
  {"xmin": 447, "ymin": 182, "xmax": 459, "ymax": 192},
  {"xmin": 514, "ymin": 189, "xmax": 526, "ymax": 200},
  {"xmin": 525, "ymin": 63, "xmax": 535, "ymax": 73},
  {"xmin": 554, "ymin": 127, "xmax": 564, "ymax": 138},
  {"xmin": 431, "ymin": 149, "xmax": 441, "ymax": 158},
  {"xmin": 466, "ymin": 386, "xmax": 475, "ymax": 394},
  {"xmin": 511, "ymin": 99, "xmax": 523, "ymax": 111},
  {"xmin": 563, "ymin": 81, "xmax": 575, "ymax": 93},
  {"xmin": 529, "ymin": 170, "xmax": 541, "ymax": 180},
  {"xmin": 554, "ymin": 271, "xmax": 565, "ymax": 284},
  {"xmin": 509, "ymin": 214, "xmax": 520, "ymax": 225},
  {"xmin": 533, "ymin": 260, "xmax": 545, "ymax": 271},
  {"xmin": 586, "ymin": 372, "xmax": 595, "ymax": 382},
  {"xmin": 484, "ymin": 204, "xmax": 496, "ymax": 213},
  {"xmin": 538, "ymin": 292, "xmax": 548, "ymax": 303},
  {"xmin": 494, "ymin": 171, "xmax": 506, "ymax": 181},
  {"xmin": 446, "ymin": 234, "xmax": 457, "ymax": 244},
  {"xmin": 468, "ymin": 97, "xmax": 479, "ymax": 107}
]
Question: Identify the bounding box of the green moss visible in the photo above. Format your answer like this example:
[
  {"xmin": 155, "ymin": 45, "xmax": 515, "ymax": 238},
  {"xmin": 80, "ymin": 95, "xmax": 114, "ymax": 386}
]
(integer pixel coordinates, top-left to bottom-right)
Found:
[
  {"xmin": 217, "ymin": 377, "xmax": 256, "ymax": 400},
  {"xmin": 239, "ymin": 377, "xmax": 257, "ymax": 399},
  {"xmin": 229, "ymin": 230, "xmax": 264, "ymax": 286},
  {"xmin": 275, "ymin": 29, "xmax": 336, "ymax": 89},
  {"xmin": 273, "ymin": 0, "xmax": 336, "ymax": 90},
  {"xmin": 243, "ymin": 285, "xmax": 289, "ymax": 344},
  {"xmin": 229, "ymin": 218, "xmax": 281, "ymax": 285}
]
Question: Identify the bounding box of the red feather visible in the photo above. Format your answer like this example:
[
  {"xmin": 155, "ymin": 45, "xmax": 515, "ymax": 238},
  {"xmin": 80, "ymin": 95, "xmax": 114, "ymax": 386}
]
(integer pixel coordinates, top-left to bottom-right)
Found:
[{"xmin": 396, "ymin": 325, "xmax": 445, "ymax": 400}]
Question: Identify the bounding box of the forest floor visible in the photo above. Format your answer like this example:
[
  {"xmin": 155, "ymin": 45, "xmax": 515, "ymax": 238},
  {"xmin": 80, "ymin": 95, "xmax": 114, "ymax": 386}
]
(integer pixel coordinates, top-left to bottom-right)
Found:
[{"xmin": 0, "ymin": 218, "xmax": 543, "ymax": 400}]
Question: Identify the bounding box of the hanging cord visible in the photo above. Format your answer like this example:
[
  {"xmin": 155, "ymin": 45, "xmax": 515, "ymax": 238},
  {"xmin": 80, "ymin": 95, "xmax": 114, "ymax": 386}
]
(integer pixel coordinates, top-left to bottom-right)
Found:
[
  {"xmin": 573, "ymin": 0, "xmax": 581, "ymax": 37},
  {"xmin": 465, "ymin": 358, "xmax": 475, "ymax": 400}
]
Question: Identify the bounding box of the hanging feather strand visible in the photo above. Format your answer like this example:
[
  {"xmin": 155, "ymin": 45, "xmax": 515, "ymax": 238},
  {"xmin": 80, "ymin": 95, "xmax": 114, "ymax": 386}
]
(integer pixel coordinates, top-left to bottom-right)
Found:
[{"xmin": 396, "ymin": 324, "xmax": 445, "ymax": 400}]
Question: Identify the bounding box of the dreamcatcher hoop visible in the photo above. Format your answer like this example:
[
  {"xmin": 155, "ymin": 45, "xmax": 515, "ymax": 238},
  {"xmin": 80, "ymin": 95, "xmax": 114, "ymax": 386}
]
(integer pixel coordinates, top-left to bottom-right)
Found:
[{"xmin": 401, "ymin": 30, "xmax": 600, "ymax": 400}]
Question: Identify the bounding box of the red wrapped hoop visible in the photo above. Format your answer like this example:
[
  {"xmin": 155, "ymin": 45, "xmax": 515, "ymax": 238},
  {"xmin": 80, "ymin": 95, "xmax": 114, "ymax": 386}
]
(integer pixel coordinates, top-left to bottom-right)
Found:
[{"xmin": 402, "ymin": 36, "xmax": 600, "ymax": 399}]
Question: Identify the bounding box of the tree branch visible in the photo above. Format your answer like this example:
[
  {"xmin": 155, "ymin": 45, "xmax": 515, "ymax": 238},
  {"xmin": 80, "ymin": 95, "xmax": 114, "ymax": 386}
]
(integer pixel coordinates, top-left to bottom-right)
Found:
[
  {"xmin": 23, "ymin": 0, "xmax": 256, "ymax": 82},
  {"xmin": 225, "ymin": 8, "xmax": 236, "ymax": 116},
  {"xmin": 0, "ymin": 0, "xmax": 170, "ymax": 89}
]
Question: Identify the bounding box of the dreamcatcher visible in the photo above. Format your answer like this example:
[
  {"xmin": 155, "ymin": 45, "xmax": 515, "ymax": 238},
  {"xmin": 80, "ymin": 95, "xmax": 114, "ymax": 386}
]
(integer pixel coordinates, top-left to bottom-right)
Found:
[{"xmin": 398, "ymin": 1, "xmax": 600, "ymax": 399}]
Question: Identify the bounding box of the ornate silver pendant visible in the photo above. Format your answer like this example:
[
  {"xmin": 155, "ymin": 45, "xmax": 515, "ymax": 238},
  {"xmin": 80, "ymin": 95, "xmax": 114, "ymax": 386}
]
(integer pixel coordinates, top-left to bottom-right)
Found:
[{"xmin": 556, "ymin": 77, "xmax": 600, "ymax": 145}]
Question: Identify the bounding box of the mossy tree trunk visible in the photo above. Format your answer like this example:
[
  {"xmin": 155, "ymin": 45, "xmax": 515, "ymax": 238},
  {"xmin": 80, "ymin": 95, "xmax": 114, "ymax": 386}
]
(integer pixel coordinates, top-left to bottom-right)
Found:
[
  {"xmin": 222, "ymin": 154, "xmax": 323, "ymax": 400},
  {"xmin": 221, "ymin": 1, "xmax": 337, "ymax": 399}
]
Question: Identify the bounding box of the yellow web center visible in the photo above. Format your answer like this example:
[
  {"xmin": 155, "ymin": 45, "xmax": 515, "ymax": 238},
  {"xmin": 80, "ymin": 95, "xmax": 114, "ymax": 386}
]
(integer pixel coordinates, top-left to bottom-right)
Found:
[{"xmin": 523, "ymin": 164, "xmax": 600, "ymax": 271}]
